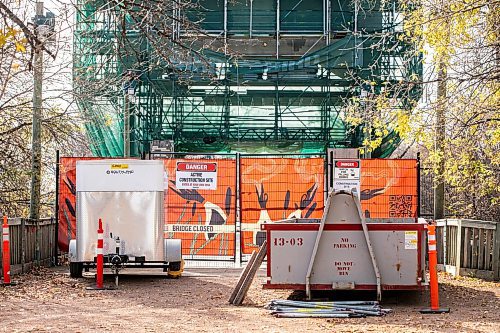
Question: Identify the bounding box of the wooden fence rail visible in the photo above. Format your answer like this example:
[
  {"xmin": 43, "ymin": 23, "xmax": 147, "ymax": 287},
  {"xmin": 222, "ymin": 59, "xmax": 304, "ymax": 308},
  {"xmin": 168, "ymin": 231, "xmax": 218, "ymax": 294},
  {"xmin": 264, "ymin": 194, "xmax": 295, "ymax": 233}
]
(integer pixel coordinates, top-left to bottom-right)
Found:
[
  {"xmin": 0, "ymin": 218, "xmax": 57, "ymax": 276},
  {"xmin": 435, "ymin": 219, "xmax": 500, "ymax": 280}
]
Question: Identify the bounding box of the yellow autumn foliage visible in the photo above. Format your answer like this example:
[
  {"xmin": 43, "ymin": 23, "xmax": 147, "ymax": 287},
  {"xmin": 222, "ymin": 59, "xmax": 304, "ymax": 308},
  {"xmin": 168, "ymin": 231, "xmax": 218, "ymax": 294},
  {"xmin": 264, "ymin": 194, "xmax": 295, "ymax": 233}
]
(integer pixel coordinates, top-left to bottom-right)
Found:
[
  {"xmin": 0, "ymin": 26, "xmax": 28, "ymax": 53},
  {"xmin": 343, "ymin": 0, "xmax": 499, "ymax": 218}
]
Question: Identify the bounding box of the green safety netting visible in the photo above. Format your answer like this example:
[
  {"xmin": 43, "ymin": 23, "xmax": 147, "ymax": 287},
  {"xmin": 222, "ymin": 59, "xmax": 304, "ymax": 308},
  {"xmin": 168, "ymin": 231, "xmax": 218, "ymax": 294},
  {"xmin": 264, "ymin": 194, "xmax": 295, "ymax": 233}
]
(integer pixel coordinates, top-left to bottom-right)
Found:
[{"xmin": 73, "ymin": 0, "xmax": 422, "ymax": 157}]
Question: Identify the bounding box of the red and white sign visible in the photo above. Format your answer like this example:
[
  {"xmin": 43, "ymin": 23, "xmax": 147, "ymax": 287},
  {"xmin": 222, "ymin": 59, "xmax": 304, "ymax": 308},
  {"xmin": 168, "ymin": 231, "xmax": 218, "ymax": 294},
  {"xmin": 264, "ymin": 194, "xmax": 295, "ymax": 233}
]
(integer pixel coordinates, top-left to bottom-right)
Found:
[
  {"xmin": 177, "ymin": 162, "xmax": 217, "ymax": 172},
  {"xmin": 333, "ymin": 159, "xmax": 361, "ymax": 195},
  {"xmin": 335, "ymin": 161, "xmax": 359, "ymax": 168},
  {"xmin": 176, "ymin": 162, "xmax": 217, "ymax": 190}
]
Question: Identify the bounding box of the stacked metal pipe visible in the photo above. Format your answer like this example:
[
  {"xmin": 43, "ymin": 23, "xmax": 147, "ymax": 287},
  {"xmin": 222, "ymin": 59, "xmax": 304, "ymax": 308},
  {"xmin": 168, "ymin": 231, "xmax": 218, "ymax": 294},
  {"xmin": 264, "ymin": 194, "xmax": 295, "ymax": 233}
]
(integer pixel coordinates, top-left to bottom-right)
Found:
[{"xmin": 265, "ymin": 300, "xmax": 392, "ymax": 318}]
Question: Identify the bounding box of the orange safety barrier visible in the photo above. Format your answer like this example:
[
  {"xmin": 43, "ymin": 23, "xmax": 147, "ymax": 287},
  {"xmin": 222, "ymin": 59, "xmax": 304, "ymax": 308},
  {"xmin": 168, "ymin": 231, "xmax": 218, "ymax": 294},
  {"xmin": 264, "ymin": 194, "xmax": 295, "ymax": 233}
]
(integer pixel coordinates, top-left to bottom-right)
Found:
[
  {"xmin": 2, "ymin": 216, "xmax": 12, "ymax": 286},
  {"xmin": 420, "ymin": 224, "xmax": 450, "ymax": 314},
  {"xmin": 96, "ymin": 218, "xmax": 104, "ymax": 289},
  {"xmin": 163, "ymin": 158, "xmax": 237, "ymax": 257},
  {"xmin": 58, "ymin": 156, "xmax": 419, "ymax": 260},
  {"xmin": 59, "ymin": 157, "xmax": 238, "ymax": 258},
  {"xmin": 58, "ymin": 157, "xmax": 101, "ymax": 252}
]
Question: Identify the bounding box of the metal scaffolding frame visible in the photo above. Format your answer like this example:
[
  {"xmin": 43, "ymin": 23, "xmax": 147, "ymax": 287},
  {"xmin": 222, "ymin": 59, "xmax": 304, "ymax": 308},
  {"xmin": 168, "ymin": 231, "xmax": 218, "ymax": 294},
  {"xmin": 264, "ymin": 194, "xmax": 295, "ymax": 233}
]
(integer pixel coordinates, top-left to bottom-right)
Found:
[{"xmin": 73, "ymin": 0, "xmax": 422, "ymax": 156}]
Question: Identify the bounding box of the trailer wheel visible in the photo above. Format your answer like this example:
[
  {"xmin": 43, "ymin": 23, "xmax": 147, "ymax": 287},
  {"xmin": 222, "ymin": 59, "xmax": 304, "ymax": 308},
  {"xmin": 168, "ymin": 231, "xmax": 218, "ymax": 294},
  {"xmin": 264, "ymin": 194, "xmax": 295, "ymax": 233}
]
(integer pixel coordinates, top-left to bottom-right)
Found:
[
  {"xmin": 167, "ymin": 260, "xmax": 184, "ymax": 278},
  {"xmin": 69, "ymin": 262, "xmax": 83, "ymax": 278},
  {"xmin": 169, "ymin": 261, "xmax": 181, "ymax": 271}
]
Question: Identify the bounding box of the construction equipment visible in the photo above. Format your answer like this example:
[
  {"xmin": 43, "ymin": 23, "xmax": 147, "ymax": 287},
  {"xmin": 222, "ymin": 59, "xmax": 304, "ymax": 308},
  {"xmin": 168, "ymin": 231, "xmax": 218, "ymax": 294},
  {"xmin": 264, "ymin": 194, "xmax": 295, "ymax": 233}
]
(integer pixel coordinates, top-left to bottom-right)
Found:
[
  {"xmin": 68, "ymin": 160, "xmax": 182, "ymax": 280},
  {"xmin": 262, "ymin": 190, "xmax": 428, "ymax": 298},
  {"xmin": 266, "ymin": 300, "xmax": 392, "ymax": 318},
  {"xmin": 229, "ymin": 240, "xmax": 267, "ymax": 305}
]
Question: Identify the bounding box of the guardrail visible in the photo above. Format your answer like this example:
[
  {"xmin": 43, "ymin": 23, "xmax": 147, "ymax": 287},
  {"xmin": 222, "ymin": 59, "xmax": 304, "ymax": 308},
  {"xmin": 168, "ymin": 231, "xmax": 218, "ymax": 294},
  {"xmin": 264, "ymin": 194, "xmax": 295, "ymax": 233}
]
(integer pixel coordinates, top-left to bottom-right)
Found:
[
  {"xmin": 435, "ymin": 219, "xmax": 500, "ymax": 280},
  {"xmin": 0, "ymin": 218, "xmax": 57, "ymax": 275}
]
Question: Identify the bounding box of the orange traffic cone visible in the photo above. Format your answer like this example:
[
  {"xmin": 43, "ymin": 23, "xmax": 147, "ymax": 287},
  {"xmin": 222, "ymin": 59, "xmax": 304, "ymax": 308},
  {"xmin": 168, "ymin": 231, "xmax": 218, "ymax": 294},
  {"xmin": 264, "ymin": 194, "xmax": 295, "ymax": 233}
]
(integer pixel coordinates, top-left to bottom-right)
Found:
[
  {"xmin": 420, "ymin": 224, "xmax": 450, "ymax": 314},
  {"xmin": 2, "ymin": 216, "xmax": 11, "ymax": 285},
  {"xmin": 2, "ymin": 216, "xmax": 16, "ymax": 286},
  {"xmin": 86, "ymin": 218, "xmax": 114, "ymax": 290}
]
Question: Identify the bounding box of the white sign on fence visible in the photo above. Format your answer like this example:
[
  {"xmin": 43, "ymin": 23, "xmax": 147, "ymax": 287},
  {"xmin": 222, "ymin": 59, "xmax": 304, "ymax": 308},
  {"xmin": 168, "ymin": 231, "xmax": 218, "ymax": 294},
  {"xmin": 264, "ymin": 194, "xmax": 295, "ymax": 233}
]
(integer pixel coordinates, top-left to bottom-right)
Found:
[
  {"xmin": 175, "ymin": 162, "xmax": 217, "ymax": 190},
  {"xmin": 333, "ymin": 159, "xmax": 361, "ymax": 195},
  {"xmin": 164, "ymin": 224, "xmax": 233, "ymax": 233}
]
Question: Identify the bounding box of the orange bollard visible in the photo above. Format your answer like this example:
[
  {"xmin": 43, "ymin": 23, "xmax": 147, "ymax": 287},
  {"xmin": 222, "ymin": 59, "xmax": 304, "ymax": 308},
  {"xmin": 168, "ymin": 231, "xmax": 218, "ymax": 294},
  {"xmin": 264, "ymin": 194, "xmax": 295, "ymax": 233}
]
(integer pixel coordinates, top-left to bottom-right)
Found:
[
  {"xmin": 420, "ymin": 224, "xmax": 450, "ymax": 314},
  {"xmin": 96, "ymin": 218, "xmax": 104, "ymax": 289},
  {"xmin": 2, "ymin": 216, "xmax": 11, "ymax": 285},
  {"xmin": 86, "ymin": 218, "xmax": 113, "ymax": 291}
]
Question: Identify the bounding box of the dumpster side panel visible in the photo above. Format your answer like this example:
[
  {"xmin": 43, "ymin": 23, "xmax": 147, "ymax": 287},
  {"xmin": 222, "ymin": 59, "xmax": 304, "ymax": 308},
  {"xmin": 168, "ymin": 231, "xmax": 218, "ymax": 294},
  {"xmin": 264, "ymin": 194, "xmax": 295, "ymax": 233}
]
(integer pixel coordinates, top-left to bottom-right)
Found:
[{"xmin": 266, "ymin": 224, "xmax": 424, "ymax": 290}]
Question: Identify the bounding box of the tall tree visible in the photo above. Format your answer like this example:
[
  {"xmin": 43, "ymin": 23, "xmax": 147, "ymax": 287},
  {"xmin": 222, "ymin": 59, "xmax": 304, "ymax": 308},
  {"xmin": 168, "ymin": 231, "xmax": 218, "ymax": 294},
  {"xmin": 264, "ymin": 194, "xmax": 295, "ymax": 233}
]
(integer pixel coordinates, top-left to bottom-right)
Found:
[
  {"xmin": 342, "ymin": 0, "xmax": 499, "ymax": 219},
  {"xmin": 0, "ymin": 1, "xmax": 88, "ymax": 217},
  {"xmin": 409, "ymin": 0, "xmax": 499, "ymax": 219}
]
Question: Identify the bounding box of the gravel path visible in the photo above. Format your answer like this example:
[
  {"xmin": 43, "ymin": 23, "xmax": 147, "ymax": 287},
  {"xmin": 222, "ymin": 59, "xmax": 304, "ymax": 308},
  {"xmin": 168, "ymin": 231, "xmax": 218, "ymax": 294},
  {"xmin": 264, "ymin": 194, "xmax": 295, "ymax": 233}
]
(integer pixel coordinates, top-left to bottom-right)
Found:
[{"xmin": 0, "ymin": 266, "xmax": 498, "ymax": 332}]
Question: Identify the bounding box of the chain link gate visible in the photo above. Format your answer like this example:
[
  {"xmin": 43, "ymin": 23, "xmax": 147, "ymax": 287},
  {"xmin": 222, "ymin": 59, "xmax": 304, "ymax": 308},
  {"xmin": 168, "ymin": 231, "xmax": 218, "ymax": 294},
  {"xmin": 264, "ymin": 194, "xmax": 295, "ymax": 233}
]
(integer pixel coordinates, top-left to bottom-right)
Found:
[
  {"xmin": 151, "ymin": 152, "xmax": 238, "ymax": 263},
  {"xmin": 238, "ymin": 153, "xmax": 326, "ymax": 262}
]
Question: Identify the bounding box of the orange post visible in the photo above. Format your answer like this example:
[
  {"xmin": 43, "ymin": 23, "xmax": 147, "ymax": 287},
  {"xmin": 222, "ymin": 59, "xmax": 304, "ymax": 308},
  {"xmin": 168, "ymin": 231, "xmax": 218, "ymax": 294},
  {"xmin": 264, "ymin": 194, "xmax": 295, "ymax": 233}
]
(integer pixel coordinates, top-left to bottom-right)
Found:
[
  {"xmin": 2, "ymin": 216, "xmax": 11, "ymax": 285},
  {"xmin": 96, "ymin": 218, "xmax": 104, "ymax": 289},
  {"xmin": 420, "ymin": 223, "xmax": 450, "ymax": 314},
  {"xmin": 86, "ymin": 218, "xmax": 113, "ymax": 291}
]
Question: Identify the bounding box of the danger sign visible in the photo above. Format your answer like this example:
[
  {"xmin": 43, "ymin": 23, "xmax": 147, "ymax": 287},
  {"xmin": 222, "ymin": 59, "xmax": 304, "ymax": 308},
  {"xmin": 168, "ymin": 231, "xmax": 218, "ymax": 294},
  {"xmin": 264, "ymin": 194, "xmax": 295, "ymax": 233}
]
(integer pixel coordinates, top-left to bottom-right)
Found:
[
  {"xmin": 177, "ymin": 162, "xmax": 217, "ymax": 172},
  {"xmin": 335, "ymin": 161, "xmax": 359, "ymax": 168},
  {"xmin": 333, "ymin": 159, "xmax": 361, "ymax": 195},
  {"xmin": 176, "ymin": 162, "xmax": 217, "ymax": 190}
]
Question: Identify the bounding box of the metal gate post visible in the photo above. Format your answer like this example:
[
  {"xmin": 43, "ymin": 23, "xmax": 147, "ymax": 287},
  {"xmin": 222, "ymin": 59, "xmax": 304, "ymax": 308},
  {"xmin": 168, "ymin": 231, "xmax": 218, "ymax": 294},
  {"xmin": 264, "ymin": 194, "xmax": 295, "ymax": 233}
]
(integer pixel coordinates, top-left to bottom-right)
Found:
[
  {"xmin": 328, "ymin": 149, "xmax": 334, "ymax": 189},
  {"xmin": 417, "ymin": 152, "xmax": 421, "ymax": 218},
  {"xmin": 323, "ymin": 152, "xmax": 328, "ymax": 202},
  {"xmin": 54, "ymin": 150, "xmax": 59, "ymax": 266},
  {"xmin": 236, "ymin": 152, "xmax": 241, "ymax": 267}
]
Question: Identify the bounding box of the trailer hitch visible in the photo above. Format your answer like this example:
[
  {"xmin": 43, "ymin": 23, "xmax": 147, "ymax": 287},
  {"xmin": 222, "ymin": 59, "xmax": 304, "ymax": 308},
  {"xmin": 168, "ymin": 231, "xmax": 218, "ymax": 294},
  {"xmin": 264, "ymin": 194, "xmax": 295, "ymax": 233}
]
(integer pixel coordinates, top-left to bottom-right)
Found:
[{"xmin": 107, "ymin": 236, "xmax": 128, "ymax": 287}]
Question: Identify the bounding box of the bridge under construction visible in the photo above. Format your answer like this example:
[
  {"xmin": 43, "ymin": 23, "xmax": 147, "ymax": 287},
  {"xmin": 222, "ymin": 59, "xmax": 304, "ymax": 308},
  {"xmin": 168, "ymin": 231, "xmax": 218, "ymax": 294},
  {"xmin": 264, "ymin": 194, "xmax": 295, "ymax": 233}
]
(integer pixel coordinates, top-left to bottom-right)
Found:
[{"xmin": 73, "ymin": 0, "xmax": 422, "ymax": 156}]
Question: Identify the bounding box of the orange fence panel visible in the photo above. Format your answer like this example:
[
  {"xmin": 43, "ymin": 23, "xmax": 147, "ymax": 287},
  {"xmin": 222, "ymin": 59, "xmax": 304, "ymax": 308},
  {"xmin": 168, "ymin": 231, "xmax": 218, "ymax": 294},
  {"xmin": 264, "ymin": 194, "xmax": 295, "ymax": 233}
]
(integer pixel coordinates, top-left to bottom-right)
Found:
[
  {"xmin": 163, "ymin": 158, "xmax": 237, "ymax": 257},
  {"xmin": 360, "ymin": 159, "xmax": 418, "ymax": 218},
  {"xmin": 240, "ymin": 157, "xmax": 325, "ymax": 254},
  {"xmin": 58, "ymin": 156, "xmax": 417, "ymax": 260},
  {"xmin": 58, "ymin": 157, "xmax": 100, "ymax": 252}
]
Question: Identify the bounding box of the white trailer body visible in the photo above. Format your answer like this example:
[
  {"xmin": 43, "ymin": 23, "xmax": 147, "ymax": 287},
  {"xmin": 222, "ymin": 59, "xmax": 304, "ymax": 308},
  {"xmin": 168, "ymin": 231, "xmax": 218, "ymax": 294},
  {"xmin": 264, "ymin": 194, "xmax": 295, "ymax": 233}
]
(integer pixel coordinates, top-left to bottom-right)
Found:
[{"xmin": 69, "ymin": 159, "xmax": 181, "ymax": 277}]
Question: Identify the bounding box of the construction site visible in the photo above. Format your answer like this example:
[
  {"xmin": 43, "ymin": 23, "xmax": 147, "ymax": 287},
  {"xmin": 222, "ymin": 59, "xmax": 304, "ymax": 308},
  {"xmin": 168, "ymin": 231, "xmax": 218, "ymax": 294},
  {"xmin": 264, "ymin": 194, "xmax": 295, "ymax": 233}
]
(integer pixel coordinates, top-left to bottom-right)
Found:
[{"xmin": 0, "ymin": 0, "xmax": 499, "ymax": 332}]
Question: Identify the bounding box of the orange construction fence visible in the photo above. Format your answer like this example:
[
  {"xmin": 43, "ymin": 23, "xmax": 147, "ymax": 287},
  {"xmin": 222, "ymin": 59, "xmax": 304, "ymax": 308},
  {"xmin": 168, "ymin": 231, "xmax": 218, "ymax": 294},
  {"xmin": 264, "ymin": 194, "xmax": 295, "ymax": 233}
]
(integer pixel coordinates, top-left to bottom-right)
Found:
[{"xmin": 57, "ymin": 156, "xmax": 418, "ymax": 259}]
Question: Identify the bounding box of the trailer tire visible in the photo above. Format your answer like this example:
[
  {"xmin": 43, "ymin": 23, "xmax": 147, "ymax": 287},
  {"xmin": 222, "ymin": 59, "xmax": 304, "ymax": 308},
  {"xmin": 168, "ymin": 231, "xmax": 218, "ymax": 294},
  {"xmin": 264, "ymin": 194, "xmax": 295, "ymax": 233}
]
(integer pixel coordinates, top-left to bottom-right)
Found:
[
  {"xmin": 70, "ymin": 262, "xmax": 83, "ymax": 278},
  {"xmin": 169, "ymin": 261, "xmax": 181, "ymax": 271}
]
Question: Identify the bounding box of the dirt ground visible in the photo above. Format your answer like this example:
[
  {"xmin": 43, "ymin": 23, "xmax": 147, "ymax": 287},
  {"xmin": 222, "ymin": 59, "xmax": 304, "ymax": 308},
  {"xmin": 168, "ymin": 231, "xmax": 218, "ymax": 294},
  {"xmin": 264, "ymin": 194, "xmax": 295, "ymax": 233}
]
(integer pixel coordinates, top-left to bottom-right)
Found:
[{"xmin": 0, "ymin": 265, "xmax": 498, "ymax": 333}]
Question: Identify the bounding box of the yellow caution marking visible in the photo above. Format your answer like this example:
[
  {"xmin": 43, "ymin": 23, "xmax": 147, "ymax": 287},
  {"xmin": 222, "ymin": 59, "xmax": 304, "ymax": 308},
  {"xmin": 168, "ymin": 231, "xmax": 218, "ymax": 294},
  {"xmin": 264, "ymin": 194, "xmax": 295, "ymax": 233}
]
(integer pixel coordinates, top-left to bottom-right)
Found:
[{"xmin": 110, "ymin": 164, "xmax": 129, "ymax": 170}]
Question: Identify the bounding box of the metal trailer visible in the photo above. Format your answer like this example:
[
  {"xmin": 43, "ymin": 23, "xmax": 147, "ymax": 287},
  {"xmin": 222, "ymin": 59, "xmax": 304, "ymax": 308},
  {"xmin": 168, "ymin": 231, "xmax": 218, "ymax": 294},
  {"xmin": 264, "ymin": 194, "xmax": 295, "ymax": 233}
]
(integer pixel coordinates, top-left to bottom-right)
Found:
[
  {"xmin": 262, "ymin": 191, "xmax": 428, "ymax": 299},
  {"xmin": 68, "ymin": 159, "xmax": 182, "ymax": 279}
]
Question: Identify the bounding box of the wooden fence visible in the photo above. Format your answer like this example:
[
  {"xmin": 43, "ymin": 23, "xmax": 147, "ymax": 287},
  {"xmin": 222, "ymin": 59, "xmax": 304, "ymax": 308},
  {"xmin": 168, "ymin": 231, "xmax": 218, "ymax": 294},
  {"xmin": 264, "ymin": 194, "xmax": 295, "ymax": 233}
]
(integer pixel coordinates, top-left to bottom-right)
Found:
[
  {"xmin": 0, "ymin": 218, "xmax": 57, "ymax": 275},
  {"xmin": 435, "ymin": 219, "xmax": 500, "ymax": 280}
]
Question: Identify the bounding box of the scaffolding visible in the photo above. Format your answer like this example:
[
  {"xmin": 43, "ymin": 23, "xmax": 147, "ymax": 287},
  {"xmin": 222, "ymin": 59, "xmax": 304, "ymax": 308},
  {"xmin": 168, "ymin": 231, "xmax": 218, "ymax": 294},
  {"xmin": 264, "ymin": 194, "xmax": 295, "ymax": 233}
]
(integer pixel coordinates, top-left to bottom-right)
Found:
[{"xmin": 74, "ymin": 0, "xmax": 422, "ymax": 157}]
